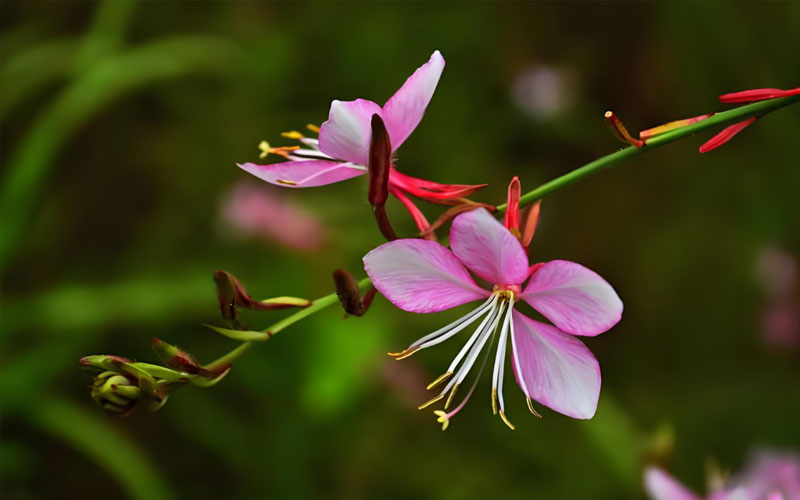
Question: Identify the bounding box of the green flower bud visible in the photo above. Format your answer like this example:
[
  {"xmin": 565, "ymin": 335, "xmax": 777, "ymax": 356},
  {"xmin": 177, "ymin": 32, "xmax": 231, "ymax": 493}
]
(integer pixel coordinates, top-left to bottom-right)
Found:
[{"xmin": 91, "ymin": 371, "xmax": 141, "ymax": 416}]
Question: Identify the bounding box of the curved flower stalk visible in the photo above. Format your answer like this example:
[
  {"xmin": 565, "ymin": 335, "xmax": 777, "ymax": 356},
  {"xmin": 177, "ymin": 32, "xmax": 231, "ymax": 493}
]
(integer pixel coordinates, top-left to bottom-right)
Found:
[
  {"xmin": 237, "ymin": 50, "xmax": 486, "ymax": 233},
  {"xmin": 363, "ymin": 178, "xmax": 622, "ymax": 429}
]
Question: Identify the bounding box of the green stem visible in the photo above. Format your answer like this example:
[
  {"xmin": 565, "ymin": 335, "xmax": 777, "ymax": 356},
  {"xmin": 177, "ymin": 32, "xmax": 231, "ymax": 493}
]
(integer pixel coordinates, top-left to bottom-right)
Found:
[
  {"xmin": 203, "ymin": 96, "xmax": 800, "ymax": 372},
  {"xmin": 496, "ymin": 95, "xmax": 800, "ymax": 212},
  {"xmin": 205, "ymin": 277, "xmax": 371, "ymax": 371}
]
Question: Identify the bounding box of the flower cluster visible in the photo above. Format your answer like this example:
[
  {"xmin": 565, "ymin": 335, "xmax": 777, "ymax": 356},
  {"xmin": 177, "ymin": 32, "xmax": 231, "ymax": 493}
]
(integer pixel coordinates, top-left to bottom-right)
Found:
[{"xmin": 79, "ymin": 49, "xmax": 799, "ymax": 434}]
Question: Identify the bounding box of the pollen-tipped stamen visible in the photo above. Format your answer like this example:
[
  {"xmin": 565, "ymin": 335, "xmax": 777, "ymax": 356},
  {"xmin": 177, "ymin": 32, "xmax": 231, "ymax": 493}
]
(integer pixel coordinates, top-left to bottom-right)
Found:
[
  {"xmin": 281, "ymin": 130, "xmax": 305, "ymax": 140},
  {"xmin": 444, "ymin": 383, "xmax": 460, "ymax": 410},
  {"xmin": 491, "ymin": 303, "xmax": 513, "ymax": 421},
  {"xmin": 526, "ymin": 397, "xmax": 543, "ymax": 418},
  {"xmin": 450, "ymin": 301, "xmax": 506, "ymax": 387},
  {"xmin": 387, "ymin": 346, "xmax": 420, "ymax": 360},
  {"xmin": 499, "ymin": 411, "xmax": 515, "ymax": 430},
  {"xmin": 388, "ymin": 297, "xmax": 496, "ymax": 365},
  {"xmin": 415, "ymin": 296, "xmax": 496, "ymax": 351},
  {"xmin": 433, "ymin": 332, "xmax": 496, "ymax": 428},
  {"xmin": 427, "ymin": 371, "xmax": 453, "ymax": 391},
  {"xmin": 418, "ymin": 393, "xmax": 445, "ymax": 410}
]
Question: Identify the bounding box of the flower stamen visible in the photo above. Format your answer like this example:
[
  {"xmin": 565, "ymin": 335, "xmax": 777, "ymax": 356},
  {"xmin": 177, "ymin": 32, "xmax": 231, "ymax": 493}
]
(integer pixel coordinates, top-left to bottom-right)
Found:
[
  {"xmin": 387, "ymin": 346, "xmax": 420, "ymax": 360},
  {"xmin": 426, "ymin": 371, "xmax": 453, "ymax": 390},
  {"xmin": 526, "ymin": 397, "xmax": 543, "ymax": 418},
  {"xmin": 418, "ymin": 393, "xmax": 444, "ymax": 410},
  {"xmin": 499, "ymin": 410, "xmax": 515, "ymax": 430},
  {"xmin": 444, "ymin": 383, "xmax": 460, "ymax": 410},
  {"xmin": 257, "ymin": 141, "xmax": 300, "ymax": 159},
  {"xmin": 281, "ymin": 130, "xmax": 305, "ymax": 140}
]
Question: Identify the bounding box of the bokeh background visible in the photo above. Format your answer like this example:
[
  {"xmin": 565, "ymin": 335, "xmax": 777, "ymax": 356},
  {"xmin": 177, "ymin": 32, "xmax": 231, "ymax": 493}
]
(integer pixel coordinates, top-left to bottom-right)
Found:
[{"xmin": 2, "ymin": 1, "xmax": 799, "ymax": 499}]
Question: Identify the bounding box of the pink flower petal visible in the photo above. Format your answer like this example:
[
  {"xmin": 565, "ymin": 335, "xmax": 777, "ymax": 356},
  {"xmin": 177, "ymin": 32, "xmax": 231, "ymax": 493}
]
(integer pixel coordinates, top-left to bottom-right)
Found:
[
  {"xmin": 521, "ymin": 260, "xmax": 622, "ymax": 336},
  {"xmin": 381, "ymin": 50, "xmax": 445, "ymax": 150},
  {"xmin": 318, "ymin": 98, "xmax": 383, "ymax": 165},
  {"xmin": 449, "ymin": 208, "xmax": 529, "ymax": 285},
  {"xmin": 644, "ymin": 468, "xmax": 701, "ymax": 500},
  {"xmin": 363, "ymin": 239, "xmax": 489, "ymax": 313},
  {"xmin": 511, "ymin": 311, "xmax": 601, "ymax": 419},
  {"xmin": 237, "ymin": 160, "xmax": 365, "ymax": 188}
]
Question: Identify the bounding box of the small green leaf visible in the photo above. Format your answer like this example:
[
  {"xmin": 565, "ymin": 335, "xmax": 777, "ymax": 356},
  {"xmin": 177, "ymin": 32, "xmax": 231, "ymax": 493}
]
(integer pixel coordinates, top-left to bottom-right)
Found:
[{"xmin": 130, "ymin": 362, "xmax": 189, "ymax": 383}]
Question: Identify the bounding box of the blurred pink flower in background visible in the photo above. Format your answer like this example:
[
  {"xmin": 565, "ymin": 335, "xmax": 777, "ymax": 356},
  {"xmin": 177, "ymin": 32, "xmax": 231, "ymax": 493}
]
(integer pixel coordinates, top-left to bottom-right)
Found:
[
  {"xmin": 755, "ymin": 245, "xmax": 800, "ymax": 351},
  {"xmin": 729, "ymin": 450, "xmax": 800, "ymax": 500},
  {"xmin": 645, "ymin": 450, "xmax": 800, "ymax": 500},
  {"xmin": 511, "ymin": 64, "xmax": 576, "ymax": 121},
  {"xmin": 219, "ymin": 181, "xmax": 325, "ymax": 251}
]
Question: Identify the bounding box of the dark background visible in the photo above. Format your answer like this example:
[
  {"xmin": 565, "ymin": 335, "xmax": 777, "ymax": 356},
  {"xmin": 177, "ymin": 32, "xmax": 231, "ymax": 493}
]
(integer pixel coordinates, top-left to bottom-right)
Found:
[{"xmin": 2, "ymin": 1, "xmax": 799, "ymax": 499}]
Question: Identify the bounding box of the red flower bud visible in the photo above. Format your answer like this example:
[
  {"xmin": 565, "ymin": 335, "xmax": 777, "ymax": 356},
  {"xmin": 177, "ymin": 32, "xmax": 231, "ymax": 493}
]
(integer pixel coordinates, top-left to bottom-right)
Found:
[{"xmin": 504, "ymin": 176, "xmax": 521, "ymax": 232}]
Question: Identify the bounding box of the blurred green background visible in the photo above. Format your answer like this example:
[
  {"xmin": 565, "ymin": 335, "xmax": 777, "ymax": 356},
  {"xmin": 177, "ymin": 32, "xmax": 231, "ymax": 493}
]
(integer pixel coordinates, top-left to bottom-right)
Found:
[{"xmin": 2, "ymin": 1, "xmax": 799, "ymax": 499}]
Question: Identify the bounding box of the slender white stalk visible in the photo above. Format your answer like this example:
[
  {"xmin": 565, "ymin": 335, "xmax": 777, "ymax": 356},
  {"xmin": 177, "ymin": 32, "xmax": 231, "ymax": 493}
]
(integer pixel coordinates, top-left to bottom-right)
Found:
[
  {"xmin": 508, "ymin": 307, "xmax": 531, "ymax": 401},
  {"xmin": 443, "ymin": 297, "xmax": 500, "ymax": 376},
  {"xmin": 494, "ymin": 304, "xmax": 514, "ymax": 412},
  {"xmin": 446, "ymin": 332, "xmax": 495, "ymax": 417},
  {"xmin": 411, "ymin": 295, "xmax": 496, "ymax": 350},
  {"xmin": 452, "ymin": 301, "xmax": 506, "ymax": 386}
]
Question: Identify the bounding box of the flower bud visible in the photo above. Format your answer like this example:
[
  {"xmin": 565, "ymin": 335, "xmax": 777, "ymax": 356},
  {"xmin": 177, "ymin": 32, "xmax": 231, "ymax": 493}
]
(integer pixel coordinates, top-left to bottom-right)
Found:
[
  {"xmin": 368, "ymin": 114, "xmax": 392, "ymax": 207},
  {"xmin": 214, "ymin": 270, "xmax": 311, "ymax": 322},
  {"xmin": 91, "ymin": 371, "xmax": 141, "ymax": 416},
  {"xmin": 333, "ymin": 269, "xmax": 376, "ymax": 317}
]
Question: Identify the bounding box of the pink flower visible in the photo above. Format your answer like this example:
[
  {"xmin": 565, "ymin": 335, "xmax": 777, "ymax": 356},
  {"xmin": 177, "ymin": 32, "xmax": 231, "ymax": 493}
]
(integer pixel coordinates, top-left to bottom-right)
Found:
[
  {"xmin": 646, "ymin": 451, "xmax": 800, "ymax": 500},
  {"xmin": 645, "ymin": 467, "xmax": 750, "ymax": 500},
  {"xmin": 238, "ymin": 51, "xmax": 484, "ymax": 203},
  {"xmin": 363, "ymin": 200, "xmax": 622, "ymax": 429},
  {"xmin": 219, "ymin": 182, "xmax": 325, "ymax": 251}
]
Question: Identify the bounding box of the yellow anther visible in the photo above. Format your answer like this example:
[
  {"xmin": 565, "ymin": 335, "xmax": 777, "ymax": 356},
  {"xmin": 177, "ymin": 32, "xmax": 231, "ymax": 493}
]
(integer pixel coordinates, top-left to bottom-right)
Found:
[
  {"xmin": 275, "ymin": 179, "xmax": 298, "ymax": 186},
  {"xmin": 418, "ymin": 393, "xmax": 444, "ymax": 410},
  {"xmin": 499, "ymin": 410, "xmax": 516, "ymax": 430},
  {"xmin": 281, "ymin": 130, "xmax": 304, "ymax": 140},
  {"xmin": 306, "ymin": 123, "xmax": 320, "ymax": 133},
  {"xmin": 258, "ymin": 140, "xmax": 271, "ymax": 159},
  {"xmin": 426, "ymin": 372, "xmax": 453, "ymax": 390},
  {"xmin": 526, "ymin": 397, "xmax": 542, "ymax": 418},
  {"xmin": 387, "ymin": 347, "xmax": 419, "ymax": 360},
  {"xmin": 433, "ymin": 410, "xmax": 450, "ymax": 431},
  {"xmin": 444, "ymin": 383, "xmax": 460, "ymax": 410},
  {"xmin": 491, "ymin": 388, "xmax": 498, "ymax": 415}
]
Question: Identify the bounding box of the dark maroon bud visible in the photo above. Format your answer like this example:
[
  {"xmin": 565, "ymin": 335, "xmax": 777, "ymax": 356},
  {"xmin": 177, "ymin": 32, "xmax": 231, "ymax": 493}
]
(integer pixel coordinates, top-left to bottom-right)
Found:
[
  {"xmin": 213, "ymin": 270, "xmax": 311, "ymax": 322},
  {"xmin": 368, "ymin": 114, "xmax": 392, "ymax": 207},
  {"xmin": 333, "ymin": 269, "xmax": 376, "ymax": 317}
]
